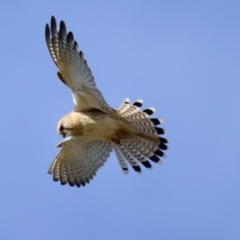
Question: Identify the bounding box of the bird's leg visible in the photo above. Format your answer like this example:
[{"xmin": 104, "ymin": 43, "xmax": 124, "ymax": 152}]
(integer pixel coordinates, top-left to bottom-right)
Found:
[{"xmin": 112, "ymin": 134, "xmax": 121, "ymax": 144}]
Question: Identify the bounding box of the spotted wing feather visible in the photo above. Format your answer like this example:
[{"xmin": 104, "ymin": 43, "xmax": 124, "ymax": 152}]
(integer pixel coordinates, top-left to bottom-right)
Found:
[
  {"xmin": 48, "ymin": 137, "xmax": 113, "ymax": 187},
  {"xmin": 45, "ymin": 16, "xmax": 113, "ymax": 113}
]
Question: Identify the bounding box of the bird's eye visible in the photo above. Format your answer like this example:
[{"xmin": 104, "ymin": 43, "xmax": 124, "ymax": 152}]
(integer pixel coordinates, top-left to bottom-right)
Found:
[{"xmin": 59, "ymin": 125, "xmax": 64, "ymax": 132}]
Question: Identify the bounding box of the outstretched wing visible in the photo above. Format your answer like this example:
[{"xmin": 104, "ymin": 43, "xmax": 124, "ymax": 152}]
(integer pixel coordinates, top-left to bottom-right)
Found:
[
  {"xmin": 45, "ymin": 16, "xmax": 113, "ymax": 113},
  {"xmin": 48, "ymin": 137, "xmax": 113, "ymax": 187}
]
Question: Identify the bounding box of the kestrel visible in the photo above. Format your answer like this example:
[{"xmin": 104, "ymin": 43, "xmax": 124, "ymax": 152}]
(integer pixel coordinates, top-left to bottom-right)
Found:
[{"xmin": 45, "ymin": 16, "xmax": 168, "ymax": 187}]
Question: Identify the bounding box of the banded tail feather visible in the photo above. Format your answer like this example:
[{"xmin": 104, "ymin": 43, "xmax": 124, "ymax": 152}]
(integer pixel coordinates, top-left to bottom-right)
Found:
[{"xmin": 114, "ymin": 99, "xmax": 168, "ymax": 173}]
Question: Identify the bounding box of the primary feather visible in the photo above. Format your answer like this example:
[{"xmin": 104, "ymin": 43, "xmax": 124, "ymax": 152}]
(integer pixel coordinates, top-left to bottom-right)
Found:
[{"xmin": 45, "ymin": 16, "xmax": 113, "ymax": 113}]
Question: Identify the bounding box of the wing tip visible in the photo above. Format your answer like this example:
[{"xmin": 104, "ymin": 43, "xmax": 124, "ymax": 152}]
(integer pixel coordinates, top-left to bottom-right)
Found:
[
  {"xmin": 45, "ymin": 24, "xmax": 50, "ymax": 42},
  {"xmin": 50, "ymin": 16, "xmax": 57, "ymax": 36}
]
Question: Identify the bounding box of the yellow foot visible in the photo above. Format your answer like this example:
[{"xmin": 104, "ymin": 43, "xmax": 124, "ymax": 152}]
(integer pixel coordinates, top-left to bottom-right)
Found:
[{"xmin": 112, "ymin": 134, "xmax": 121, "ymax": 144}]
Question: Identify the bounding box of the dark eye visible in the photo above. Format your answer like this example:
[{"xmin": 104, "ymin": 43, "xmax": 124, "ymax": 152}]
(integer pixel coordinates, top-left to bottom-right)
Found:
[
  {"xmin": 59, "ymin": 125, "xmax": 64, "ymax": 132},
  {"xmin": 59, "ymin": 125, "xmax": 66, "ymax": 138}
]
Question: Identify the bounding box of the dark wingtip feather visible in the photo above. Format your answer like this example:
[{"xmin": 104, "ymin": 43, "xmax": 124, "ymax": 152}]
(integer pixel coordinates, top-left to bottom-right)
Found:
[
  {"xmin": 67, "ymin": 32, "xmax": 74, "ymax": 44},
  {"xmin": 60, "ymin": 179, "xmax": 67, "ymax": 185},
  {"xmin": 50, "ymin": 16, "xmax": 57, "ymax": 36},
  {"xmin": 149, "ymin": 155, "xmax": 160, "ymax": 163},
  {"xmin": 51, "ymin": 16, "xmax": 56, "ymax": 24},
  {"xmin": 81, "ymin": 181, "xmax": 86, "ymax": 187},
  {"xmin": 68, "ymin": 180, "xmax": 75, "ymax": 187},
  {"xmin": 141, "ymin": 160, "xmax": 152, "ymax": 169},
  {"xmin": 53, "ymin": 175, "xmax": 58, "ymax": 181},
  {"xmin": 159, "ymin": 142, "xmax": 168, "ymax": 150},
  {"xmin": 73, "ymin": 41, "xmax": 78, "ymax": 50},
  {"xmin": 45, "ymin": 24, "xmax": 50, "ymax": 43},
  {"xmin": 155, "ymin": 127, "xmax": 165, "ymax": 135},
  {"xmin": 79, "ymin": 51, "xmax": 84, "ymax": 57},
  {"xmin": 59, "ymin": 20, "xmax": 67, "ymax": 41}
]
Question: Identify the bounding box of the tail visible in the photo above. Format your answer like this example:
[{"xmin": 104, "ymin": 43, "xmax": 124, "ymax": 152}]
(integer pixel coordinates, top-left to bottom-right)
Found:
[{"xmin": 113, "ymin": 98, "xmax": 168, "ymax": 173}]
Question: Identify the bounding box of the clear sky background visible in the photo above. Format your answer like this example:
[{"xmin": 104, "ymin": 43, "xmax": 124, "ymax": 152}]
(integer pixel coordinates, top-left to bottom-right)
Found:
[{"xmin": 0, "ymin": 1, "xmax": 239, "ymax": 239}]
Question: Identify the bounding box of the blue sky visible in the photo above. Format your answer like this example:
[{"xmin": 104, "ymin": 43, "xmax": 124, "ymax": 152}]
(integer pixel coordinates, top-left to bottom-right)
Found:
[{"xmin": 0, "ymin": 1, "xmax": 239, "ymax": 239}]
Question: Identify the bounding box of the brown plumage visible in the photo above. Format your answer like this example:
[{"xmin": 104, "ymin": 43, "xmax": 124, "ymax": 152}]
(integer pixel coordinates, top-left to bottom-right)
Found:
[{"xmin": 45, "ymin": 16, "xmax": 168, "ymax": 187}]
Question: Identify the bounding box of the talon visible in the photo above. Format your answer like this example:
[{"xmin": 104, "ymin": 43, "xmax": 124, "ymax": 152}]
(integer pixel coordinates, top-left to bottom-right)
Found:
[{"xmin": 112, "ymin": 134, "xmax": 121, "ymax": 144}]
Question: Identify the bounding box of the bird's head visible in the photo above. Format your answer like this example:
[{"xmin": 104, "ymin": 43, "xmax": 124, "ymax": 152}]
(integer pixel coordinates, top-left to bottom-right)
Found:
[{"xmin": 57, "ymin": 116, "xmax": 69, "ymax": 138}]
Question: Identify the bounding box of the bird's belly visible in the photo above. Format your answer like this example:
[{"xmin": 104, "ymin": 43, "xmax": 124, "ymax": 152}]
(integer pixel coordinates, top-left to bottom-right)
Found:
[{"xmin": 82, "ymin": 115, "xmax": 124, "ymax": 141}]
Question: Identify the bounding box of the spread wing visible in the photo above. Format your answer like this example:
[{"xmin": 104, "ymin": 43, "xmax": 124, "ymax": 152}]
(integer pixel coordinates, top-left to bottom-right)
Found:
[
  {"xmin": 45, "ymin": 16, "xmax": 113, "ymax": 113},
  {"xmin": 48, "ymin": 137, "xmax": 113, "ymax": 187}
]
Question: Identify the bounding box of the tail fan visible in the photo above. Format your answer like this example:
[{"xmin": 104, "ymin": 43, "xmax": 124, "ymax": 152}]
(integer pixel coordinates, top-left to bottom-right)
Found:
[{"xmin": 113, "ymin": 99, "xmax": 168, "ymax": 173}]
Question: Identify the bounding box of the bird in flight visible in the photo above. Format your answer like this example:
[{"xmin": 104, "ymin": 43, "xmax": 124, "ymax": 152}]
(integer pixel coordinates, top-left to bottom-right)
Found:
[{"xmin": 45, "ymin": 16, "xmax": 168, "ymax": 188}]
